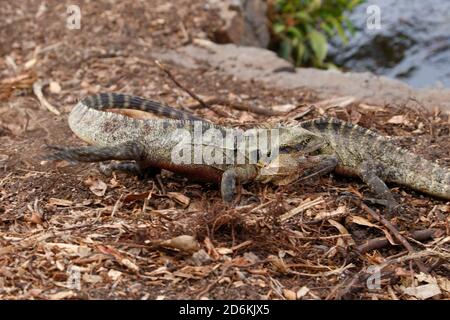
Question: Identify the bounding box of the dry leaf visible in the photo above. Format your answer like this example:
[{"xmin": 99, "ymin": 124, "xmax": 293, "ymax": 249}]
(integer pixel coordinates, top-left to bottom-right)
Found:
[
  {"xmin": 174, "ymin": 265, "xmax": 214, "ymax": 279},
  {"xmin": 296, "ymin": 286, "xmax": 310, "ymax": 299},
  {"xmin": 82, "ymin": 274, "xmax": 102, "ymax": 284},
  {"xmin": 48, "ymin": 198, "xmax": 73, "ymax": 207},
  {"xmin": 49, "ymin": 81, "xmax": 61, "ymax": 94},
  {"xmin": 216, "ymin": 247, "xmax": 233, "ymax": 255},
  {"xmin": 313, "ymin": 205, "xmax": 346, "ymax": 221},
  {"xmin": 166, "ymin": 192, "xmax": 190, "ymax": 206},
  {"xmin": 415, "ymin": 272, "xmax": 437, "ymax": 284},
  {"xmin": 204, "ymin": 237, "xmax": 220, "ymax": 260},
  {"xmin": 328, "ymin": 219, "xmax": 356, "ymax": 246},
  {"xmin": 402, "ymin": 284, "xmax": 441, "ymax": 300},
  {"xmin": 123, "ymin": 191, "xmax": 150, "ymax": 203},
  {"xmin": 48, "ymin": 290, "xmax": 75, "ymax": 300},
  {"xmin": 349, "ymin": 215, "xmax": 397, "ymax": 246},
  {"xmin": 24, "ymin": 58, "xmax": 37, "ymax": 69},
  {"xmin": 267, "ymin": 255, "xmax": 290, "ymax": 274},
  {"xmin": 95, "ymin": 244, "xmax": 139, "ymax": 272},
  {"xmin": 161, "ymin": 235, "xmax": 200, "ymax": 253},
  {"xmin": 437, "ymin": 277, "xmax": 450, "ymax": 293},
  {"xmin": 271, "ymin": 103, "xmax": 296, "ymax": 113},
  {"xmin": 349, "ymin": 215, "xmax": 378, "ymax": 228},
  {"xmin": 315, "ymin": 96, "xmax": 356, "ymax": 109},
  {"xmin": 108, "ymin": 269, "xmax": 122, "ymax": 281},
  {"xmin": 387, "ymin": 115, "xmax": 406, "ymax": 124},
  {"xmin": 29, "ymin": 211, "xmax": 43, "ymax": 225},
  {"xmin": 84, "ymin": 177, "xmax": 107, "ymax": 196},
  {"xmin": 350, "ymin": 109, "xmax": 362, "ymax": 123},
  {"xmin": 283, "ymin": 289, "xmax": 297, "ymax": 300}
]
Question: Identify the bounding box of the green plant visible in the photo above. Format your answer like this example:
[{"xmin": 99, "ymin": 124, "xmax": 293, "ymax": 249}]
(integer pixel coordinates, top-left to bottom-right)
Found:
[{"xmin": 270, "ymin": 0, "xmax": 364, "ymax": 68}]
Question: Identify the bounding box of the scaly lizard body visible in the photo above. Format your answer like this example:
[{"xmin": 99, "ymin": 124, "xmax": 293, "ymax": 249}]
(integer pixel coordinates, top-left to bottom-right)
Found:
[
  {"xmin": 48, "ymin": 93, "xmax": 323, "ymax": 202},
  {"xmin": 104, "ymin": 96, "xmax": 448, "ymax": 204},
  {"xmin": 297, "ymin": 118, "xmax": 450, "ymax": 206}
]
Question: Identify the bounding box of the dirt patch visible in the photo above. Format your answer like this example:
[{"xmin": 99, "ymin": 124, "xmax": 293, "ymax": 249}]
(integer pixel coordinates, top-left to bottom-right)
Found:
[{"xmin": 0, "ymin": 0, "xmax": 449, "ymax": 300}]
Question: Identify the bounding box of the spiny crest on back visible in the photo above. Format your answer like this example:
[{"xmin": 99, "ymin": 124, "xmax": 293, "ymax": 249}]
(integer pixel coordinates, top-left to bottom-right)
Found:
[{"xmin": 301, "ymin": 117, "xmax": 383, "ymax": 138}]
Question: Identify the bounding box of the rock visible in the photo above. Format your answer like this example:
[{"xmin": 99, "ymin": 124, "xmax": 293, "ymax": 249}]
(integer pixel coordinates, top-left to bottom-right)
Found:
[
  {"xmin": 191, "ymin": 249, "xmax": 213, "ymax": 266},
  {"xmin": 152, "ymin": 39, "xmax": 450, "ymax": 113},
  {"xmin": 209, "ymin": 0, "xmax": 270, "ymax": 48}
]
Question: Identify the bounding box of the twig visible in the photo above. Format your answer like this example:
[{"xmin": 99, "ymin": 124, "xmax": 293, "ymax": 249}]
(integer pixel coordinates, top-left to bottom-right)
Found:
[
  {"xmin": 382, "ymin": 249, "xmax": 449, "ymax": 266},
  {"xmin": 357, "ymin": 229, "xmax": 439, "ymax": 254},
  {"xmin": 279, "ymin": 197, "xmax": 324, "ymax": 222},
  {"xmin": 154, "ymin": 60, "xmax": 228, "ymax": 118},
  {"xmin": 351, "ymin": 199, "xmax": 428, "ymax": 273},
  {"xmin": 195, "ymin": 264, "xmax": 229, "ymax": 299},
  {"xmin": 189, "ymin": 97, "xmax": 285, "ymax": 117},
  {"xmin": 32, "ymin": 80, "xmax": 60, "ymax": 115}
]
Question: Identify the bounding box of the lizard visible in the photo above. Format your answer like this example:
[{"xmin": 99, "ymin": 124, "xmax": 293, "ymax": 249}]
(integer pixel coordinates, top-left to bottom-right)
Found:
[
  {"xmin": 46, "ymin": 93, "xmax": 325, "ymax": 203},
  {"xmin": 76, "ymin": 94, "xmax": 450, "ymax": 208},
  {"xmin": 109, "ymin": 97, "xmax": 449, "ymax": 207},
  {"xmin": 292, "ymin": 117, "xmax": 450, "ymax": 209}
]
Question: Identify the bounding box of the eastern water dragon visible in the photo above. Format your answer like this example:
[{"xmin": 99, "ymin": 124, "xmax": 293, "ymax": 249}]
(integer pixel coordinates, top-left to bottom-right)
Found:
[
  {"xmin": 47, "ymin": 93, "xmax": 324, "ymax": 202},
  {"xmin": 48, "ymin": 93, "xmax": 450, "ymax": 207}
]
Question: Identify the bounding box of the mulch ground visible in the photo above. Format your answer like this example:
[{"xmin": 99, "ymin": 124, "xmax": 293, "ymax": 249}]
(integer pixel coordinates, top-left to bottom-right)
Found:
[{"xmin": 0, "ymin": 0, "xmax": 448, "ymax": 300}]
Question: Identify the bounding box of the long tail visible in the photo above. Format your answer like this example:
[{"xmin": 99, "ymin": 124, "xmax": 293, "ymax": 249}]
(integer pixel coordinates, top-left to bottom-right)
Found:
[
  {"xmin": 80, "ymin": 93, "xmax": 202, "ymax": 121},
  {"xmin": 396, "ymin": 153, "xmax": 450, "ymax": 200}
]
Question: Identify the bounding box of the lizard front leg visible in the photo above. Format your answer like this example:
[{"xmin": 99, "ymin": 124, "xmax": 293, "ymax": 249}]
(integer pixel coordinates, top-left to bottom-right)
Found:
[{"xmin": 221, "ymin": 166, "xmax": 258, "ymax": 203}]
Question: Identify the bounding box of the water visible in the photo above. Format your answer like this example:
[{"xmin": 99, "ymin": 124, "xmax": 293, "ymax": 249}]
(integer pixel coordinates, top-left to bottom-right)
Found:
[{"xmin": 331, "ymin": 0, "xmax": 450, "ymax": 88}]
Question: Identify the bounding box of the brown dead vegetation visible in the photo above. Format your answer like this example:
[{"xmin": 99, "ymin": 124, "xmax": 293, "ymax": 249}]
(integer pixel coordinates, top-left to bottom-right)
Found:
[{"xmin": 0, "ymin": 0, "xmax": 448, "ymax": 300}]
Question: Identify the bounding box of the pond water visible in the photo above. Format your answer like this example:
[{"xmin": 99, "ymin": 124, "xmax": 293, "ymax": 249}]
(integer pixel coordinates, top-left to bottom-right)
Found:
[{"xmin": 330, "ymin": 0, "xmax": 450, "ymax": 88}]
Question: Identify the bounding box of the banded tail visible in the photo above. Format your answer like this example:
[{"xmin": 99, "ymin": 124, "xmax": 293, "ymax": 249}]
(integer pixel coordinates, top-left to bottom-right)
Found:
[{"xmin": 80, "ymin": 93, "xmax": 203, "ymax": 121}]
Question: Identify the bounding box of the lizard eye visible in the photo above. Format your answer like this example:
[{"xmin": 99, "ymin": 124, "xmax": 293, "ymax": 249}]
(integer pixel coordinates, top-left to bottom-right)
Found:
[{"xmin": 279, "ymin": 145, "xmax": 296, "ymax": 153}]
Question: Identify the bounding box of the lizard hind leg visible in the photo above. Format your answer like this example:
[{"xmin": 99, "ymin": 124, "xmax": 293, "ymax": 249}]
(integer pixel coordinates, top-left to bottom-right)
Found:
[{"xmin": 358, "ymin": 160, "xmax": 400, "ymax": 213}]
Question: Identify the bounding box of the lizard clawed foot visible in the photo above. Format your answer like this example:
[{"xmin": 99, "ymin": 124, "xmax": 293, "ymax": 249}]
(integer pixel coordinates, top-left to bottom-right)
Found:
[
  {"xmin": 99, "ymin": 162, "xmax": 161, "ymax": 179},
  {"xmin": 221, "ymin": 171, "xmax": 236, "ymax": 205}
]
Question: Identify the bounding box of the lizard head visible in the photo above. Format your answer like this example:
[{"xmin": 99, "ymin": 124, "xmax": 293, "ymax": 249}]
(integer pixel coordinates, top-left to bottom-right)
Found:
[
  {"xmin": 255, "ymin": 126, "xmax": 325, "ymax": 185},
  {"xmin": 276, "ymin": 126, "xmax": 324, "ymax": 156}
]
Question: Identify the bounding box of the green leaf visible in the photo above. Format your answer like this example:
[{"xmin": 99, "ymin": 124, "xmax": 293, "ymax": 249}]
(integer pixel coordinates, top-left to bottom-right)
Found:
[
  {"xmin": 273, "ymin": 22, "xmax": 286, "ymax": 34},
  {"xmin": 306, "ymin": 0, "xmax": 322, "ymax": 13},
  {"xmin": 287, "ymin": 26, "xmax": 304, "ymax": 40},
  {"xmin": 278, "ymin": 39, "xmax": 293, "ymax": 61},
  {"xmin": 320, "ymin": 22, "xmax": 334, "ymax": 37},
  {"xmin": 308, "ymin": 29, "xmax": 328, "ymax": 64},
  {"xmin": 295, "ymin": 42, "xmax": 306, "ymax": 66},
  {"xmin": 327, "ymin": 16, "xmax": 348, "ymax": 43},
  {"xmin": 295, "ymin": 11, "xmax": 312, "ymax": 23}
]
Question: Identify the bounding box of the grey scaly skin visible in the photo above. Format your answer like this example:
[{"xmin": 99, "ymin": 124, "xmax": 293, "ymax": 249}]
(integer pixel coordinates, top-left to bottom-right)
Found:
[
  {"xmin": 296, "ymin": 118, "xmax": 450, "ymax": 208},
  {"xmin": 47, "ymin": 93, "xmax": 324, "ymax": 202},
  {"xmin": 138, "ymin": 97, "xmax": 449, "ymax": 206}
]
